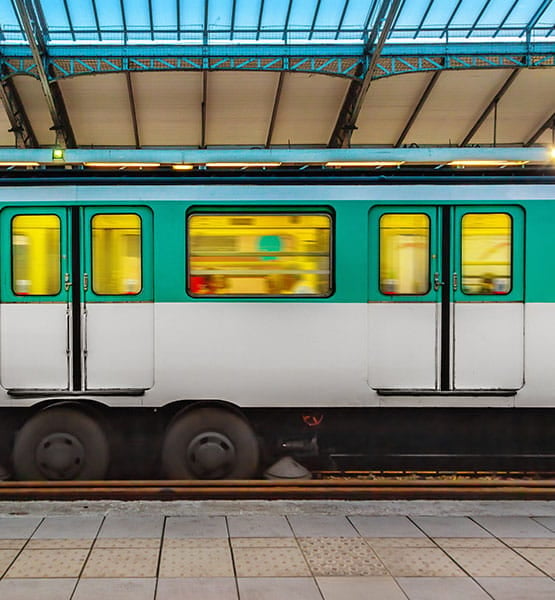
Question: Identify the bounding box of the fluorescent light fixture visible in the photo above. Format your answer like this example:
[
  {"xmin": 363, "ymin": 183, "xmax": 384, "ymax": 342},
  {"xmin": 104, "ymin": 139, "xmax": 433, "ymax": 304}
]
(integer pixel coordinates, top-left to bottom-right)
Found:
[
  {"xmin": 172, "ymin": 164, "xmax": 194, "ymax": 170},
  {"xmin": 84, "ymin": 162, "xmax": 161, "ymax": 168},
  {"xmin": 205, "ymin": 162, "xmax": 281, "ymax": 168},
  {"xmin": 448, "ymin": 160, "xmax": 528, "ymax": 167},
  {"xmin": 0, "ymin": 161, "xmax": 40, "ymax": 167},
  {"xmin": 325, "ymin": 161, "xmax": 404, "ymax": 167}
]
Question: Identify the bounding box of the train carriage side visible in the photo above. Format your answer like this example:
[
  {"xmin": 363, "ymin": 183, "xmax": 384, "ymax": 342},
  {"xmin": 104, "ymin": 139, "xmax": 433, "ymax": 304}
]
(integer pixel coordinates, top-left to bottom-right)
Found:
[{"xmin": 0, "ymin": 181, "xmax": 554, "ymax": 479}]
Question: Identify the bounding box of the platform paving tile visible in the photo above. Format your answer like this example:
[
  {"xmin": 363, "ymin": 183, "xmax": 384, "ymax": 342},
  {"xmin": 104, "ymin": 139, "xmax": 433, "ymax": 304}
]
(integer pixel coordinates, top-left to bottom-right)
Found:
[
  {"xmin": 349, "ymin": 516, "xmax": 427, "ymax": 538},
  {"xmin": 396, "ymin": 577, "xmax": 491, "ymax": 600},
  {"xmin": 93, "ymin": 537, "xmax": 160, "ymax": 549},
  {"xmin": 433, "ymin": 537, "xmax": 505, "ymax": 548},
  {"xmin": 73, "ymin": 578, "xmax": 156, "ymax": 600},
  {"xmin": 476, "ymin": 576, "xmax": 555, "ymax": 600},
  {"xmin": 287, "ymin": 515, "xmax": 359, "ymax": 537},
  {"xmin": 0, "ymin": 540, "xmax": 25, "ymax": 550},
  {"xmin": 233, "ymin": 546, "xmax": 311, "ymax": 577},
  {"xmin": 156, "ymin": 577, "xmax": 238, "ymax": 600},
  {"xmin": 231, "ymin": 536, "xmax": 298, "ymax": 548},
  {"xmin": 472, "ymin": 516, "xmax": 555, "ymax": 538},
  {"xmin": 5, "ymin": 548, "xmax": 89, "ymax": 578},
  {"xmin": 298, "ymin": 537, "xmax": 387, "ymax": 576},
  {"xmin": 316, "ymin": 576, "xmax": 407, "ymax": 600},
  {"xmin": 0, "ymin": 517, "xmax": 42, "ymax": 539},
  {"xmin": 237, "ymin": 577, "xmax": 323, "ymax": 600},
  {"xmin": 512, "ymin": 548, "xmax": 555, "ymax": 576},
  {"xmin": 411, "ymin": 516, "xmax": 493, "ymax": 538},
  {"xmin": 444, "ymin": 547, "xmax": 544, "ymax": 577},
  {"xmin": 162, "ymin": 537, "xmax": 228, "ymax": 549},
  {"xmin": 0, "ymin": 549, "xmax": 19, "ymax": 576},
  {"xmin": 96, "ymin": 516, "xmax": 164, "ymax": 539},
  {"xmin": 373, "ymin": 547, "xmax": 464, "ymax": 577},
  {"xmin": 159, "ymin": 547, "xmax": 233, "ymax": 577},
  {"xmin": 26, "ymin": 538, "xmax": 93, "ymax": 549},
  {"xmin": 0, "ymin": 578, "xmax": 76, "ymax": 600},
  {"xmin": 534, "ymin": 516, "xmax": 555, "ymax": 533},
  {"xmin": 364, "ymin": 537, "xmax": 435, "ymax": 548},
  {"xmin": 31, "ymin": 516, "xmax": 103, "ymax": 539},
  {"xmin": 227, "ymin": 515, "xmax": 294, "ymax": 538},
  {"xmin": 504, "ymin": 537, "xmax": 555, "ymax": 547},
  {"xmin": 164, "ymin": 516, "xmax": 227, "ymax": 539},
  {"xmin": 81, "ymin": 548, "xmax": 159, "ymax": 578}
]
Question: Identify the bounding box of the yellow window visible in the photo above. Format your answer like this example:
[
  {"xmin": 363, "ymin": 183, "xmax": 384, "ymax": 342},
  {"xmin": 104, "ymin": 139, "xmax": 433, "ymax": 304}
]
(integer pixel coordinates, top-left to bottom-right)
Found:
[
  {"xmin": 12, "ymin": 215, "xmax": 61, "ymax": 295},
  {"xmin": 188, "ymin": 213, "xmax": 332, "ymax": 296},
  {"xmin": 461, "ymin": 213, "xmax": 511, "ymax": 295},
  {"xmin": 92, "ymin": 214, "xmax": 142, "ymax": 295},
  {"xmin": 379, "ymin": 214, "xmax": 430, "ymax": 295}
]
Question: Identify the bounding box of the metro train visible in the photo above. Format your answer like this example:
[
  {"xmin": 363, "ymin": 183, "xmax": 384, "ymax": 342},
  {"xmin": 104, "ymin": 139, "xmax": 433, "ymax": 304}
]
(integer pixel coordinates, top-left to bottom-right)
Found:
[{"xmin": 0, "ymin": 172, "xmax": 555, "ymax": 480}]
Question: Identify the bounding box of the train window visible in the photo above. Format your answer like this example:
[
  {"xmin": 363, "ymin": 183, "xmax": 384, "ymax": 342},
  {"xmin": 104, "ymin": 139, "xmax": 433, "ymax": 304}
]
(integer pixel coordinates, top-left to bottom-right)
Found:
[
  {"xmin": 91, "ymin": 214, "xmax": 142, "ymax": 295},
  {"xmin": 187, "ymin": 213, "xmax": 332, "ymax": 296},
  {"xmin": 461, "ymin": 213, "xmax": 512, "ymax": 295},
  {"xmin": 379, "ymin": 214, "xmax": 430, "ymax": 295},
  {"xmin": 12, "ymin": 215, "xmax": 61, "ymax": 295}
]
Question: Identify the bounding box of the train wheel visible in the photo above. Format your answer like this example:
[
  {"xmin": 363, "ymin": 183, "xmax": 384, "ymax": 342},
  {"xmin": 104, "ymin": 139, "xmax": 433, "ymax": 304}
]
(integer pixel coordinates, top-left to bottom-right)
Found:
[
  {"xmin": 161, "ymin": 407, "xmax": 260, "ymax": 479},
  {"xmin": 13, "ymin": 407, "xmax": 110, "ymax": 481}
]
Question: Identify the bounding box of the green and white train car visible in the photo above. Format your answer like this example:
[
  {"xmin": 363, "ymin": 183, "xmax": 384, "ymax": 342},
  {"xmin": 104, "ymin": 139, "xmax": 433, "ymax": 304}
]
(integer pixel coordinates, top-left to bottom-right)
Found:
[{"xmin": 0, "ymin": 177, "xmax": 554, "ymax": 480}]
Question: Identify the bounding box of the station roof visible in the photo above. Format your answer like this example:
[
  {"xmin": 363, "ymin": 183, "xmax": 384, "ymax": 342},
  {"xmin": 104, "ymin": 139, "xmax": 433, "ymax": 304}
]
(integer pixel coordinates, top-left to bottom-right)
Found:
[{"xmin": 0, "ymin": 0, "xmax": 554, "ymax": 165}]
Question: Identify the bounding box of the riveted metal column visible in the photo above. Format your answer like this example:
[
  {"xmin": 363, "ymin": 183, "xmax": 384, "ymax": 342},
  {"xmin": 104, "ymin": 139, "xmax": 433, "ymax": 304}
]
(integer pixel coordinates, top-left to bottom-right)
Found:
[{"xmin": 13, "ymin": 0, "xmax": 76, "ymax": 148}]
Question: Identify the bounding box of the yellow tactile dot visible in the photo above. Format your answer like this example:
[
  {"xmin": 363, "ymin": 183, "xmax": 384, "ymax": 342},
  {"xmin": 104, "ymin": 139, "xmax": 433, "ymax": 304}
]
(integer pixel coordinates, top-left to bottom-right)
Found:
[
  {"xmin": 5, "ymin": 548, "xmax": 89, "ymax": 578},
  {"xmin": 233, "ymin": 546, "xmax": 311, "ymax": 577},
  {"xmin": 446, "ymin": 548, "xmax": 545, "ymax": 577},
  {"xmin": 371, "ymin": 547, "xmax": 464, "ymax": 577},
  {"xmin": 82, "ymin": 548, "xmax": 159, "ymax": 578},
  {"xmin": 159, "ymin": 547, "xmax": 233, "ymax": 577}
]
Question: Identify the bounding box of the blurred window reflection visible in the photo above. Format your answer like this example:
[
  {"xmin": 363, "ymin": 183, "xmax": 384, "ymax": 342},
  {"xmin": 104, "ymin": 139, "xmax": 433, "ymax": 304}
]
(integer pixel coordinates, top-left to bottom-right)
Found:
[
  {"xmin": 461, "ymin": 213, "xmax": 512, "ymax": 295},
  {"xmin": 12, "ymin": 214, "xmax": 61, "ymax": 296},
  {"xmin": 379, "ymin": 213, "xmax": 430, "ymax": 295},
  {"xmin": 92, "ymin": 214, "xmax": 142, "ymax": 295},
  {"xmin": 187, "ymin": 213, "xmax": 332, "ymax": 296}
]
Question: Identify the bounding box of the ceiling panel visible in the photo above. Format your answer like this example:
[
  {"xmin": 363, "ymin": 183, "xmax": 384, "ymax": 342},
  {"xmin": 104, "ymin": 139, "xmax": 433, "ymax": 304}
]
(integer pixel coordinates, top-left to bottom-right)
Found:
[
  {"xmin": 352, "ymin": 72, "xmax": 433, "ymax": 146},
  {"xmin": 271, "ymin": 73, "xmax": 349, "ymax": 146},
  {"xmin": 470, "ymin": 69, "xmax": 555, "ymax": 145},
  {"xmin": 12, "ymin": 76, "xmax": 56, "ymax": 146},
  {"xmin": 132, "ymin": 71, "xmax": 202, "ymax": 147},
  {"xmin": 60, "ymin": 74, "xmax": 135, "ymax": 147},
  {"xmin": 206, "ymin": 71, "xmax": 279, "ymax": 146},
  {"xmin": 403, "ymin": 69, "xmax": 510, "ymax": 146}
]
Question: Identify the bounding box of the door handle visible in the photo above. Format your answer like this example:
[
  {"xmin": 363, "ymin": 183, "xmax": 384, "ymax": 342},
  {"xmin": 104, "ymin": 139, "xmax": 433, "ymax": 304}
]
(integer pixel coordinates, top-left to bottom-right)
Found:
[
  {"xmin": 433, "ymin": 272, "xmax": 444, "ymax": 291},
  {"xmin": 83, "ymin": 273, "xmax": 89, "ymax": 292},
  {"xmin": 453, "ymin": 272, "xmax": 458, "ymax": 291},
  {"xmin": 64, "ymin": 273, "xmax": 72, "ymax": 291}
]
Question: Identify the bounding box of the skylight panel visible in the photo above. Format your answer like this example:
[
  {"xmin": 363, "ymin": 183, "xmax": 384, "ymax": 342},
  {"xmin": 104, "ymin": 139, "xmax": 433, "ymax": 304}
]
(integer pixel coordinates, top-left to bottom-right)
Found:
[
  {"xmin": 257, "ymin": 0, "xmax": 290, "ymax": 40},
  {"xmin": 178, "ymin": 0, "xmax": 204, "ymax": 40}
]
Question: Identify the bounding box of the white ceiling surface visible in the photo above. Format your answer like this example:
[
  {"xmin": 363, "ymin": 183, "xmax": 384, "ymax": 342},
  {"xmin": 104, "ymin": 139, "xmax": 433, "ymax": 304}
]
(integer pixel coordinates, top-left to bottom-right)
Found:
[{"xmin": 0, "ymin": 67, "xmax": 553, "ymax": 148}]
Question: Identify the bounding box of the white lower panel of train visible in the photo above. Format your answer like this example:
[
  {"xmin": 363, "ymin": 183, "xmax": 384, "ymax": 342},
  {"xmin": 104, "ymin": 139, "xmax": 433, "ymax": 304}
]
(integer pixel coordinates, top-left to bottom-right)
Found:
[{"xmin": 0, "ymin": 302, "xmax": 553, "ymax": 408}]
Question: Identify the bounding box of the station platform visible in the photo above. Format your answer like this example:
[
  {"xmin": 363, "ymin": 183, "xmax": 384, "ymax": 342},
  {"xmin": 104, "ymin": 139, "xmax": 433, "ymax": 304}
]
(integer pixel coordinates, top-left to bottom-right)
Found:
[{"xmin": 0, "ymin": 499, "xmax": 554, "ymax": 599}]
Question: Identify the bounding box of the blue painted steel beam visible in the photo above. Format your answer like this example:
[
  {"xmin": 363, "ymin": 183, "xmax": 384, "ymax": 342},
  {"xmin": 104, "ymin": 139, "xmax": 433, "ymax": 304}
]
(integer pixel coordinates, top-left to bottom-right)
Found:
[
  {"xmin": 256, "ymin": 0, "xmax": 265, "ymax": 42},
  {"xmin": 0, "ymin": 147, "xmax": 550, "ymax": 166},
  {"xmin": 523, "ymin": 0, "xmax": 551, "ymax": 35},
  {"xmin": 441, "ymin": 0, "xmax": 463, "ymax": 39},
  {"xmin": 414, "ymin": 0, "xmax": 435, "ymax": 39},
  {"xmin": 309, "ymin": 0, "xmax": 322, "ymax": 41},
  {"xmin": 60, "ymin": 0, "xmax": 75, "ymax": 42},
  {"xmin": 1, "ymin": 41, "xmax": 553, "ymax": 81},
  {"xmin": 494, "ymin": 0, "xmax": 519, "ymax": 38},
  {"xmin": 467, "ymin": 0, "xmax": 493, "ymax": 38},
  {"xmin": 91, "ymin": 0, "xmax": 102, "ymax": 41},
  {"xmin": 335, "ymin": 0, "xmax": 350, "ymax": 40}
]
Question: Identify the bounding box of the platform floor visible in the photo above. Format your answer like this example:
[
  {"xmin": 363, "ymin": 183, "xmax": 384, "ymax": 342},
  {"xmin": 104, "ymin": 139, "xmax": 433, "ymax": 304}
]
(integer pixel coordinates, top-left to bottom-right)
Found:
[{"xmin": 0, "ymin": 500, "xmax": 554, "ymax": 599}]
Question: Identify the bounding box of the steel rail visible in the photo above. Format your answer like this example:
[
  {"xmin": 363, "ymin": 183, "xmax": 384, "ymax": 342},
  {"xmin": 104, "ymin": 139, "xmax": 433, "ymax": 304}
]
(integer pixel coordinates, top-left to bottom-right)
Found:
[{"xmin": 1, "ymin": 478, "xmax": 555, "ymax": 501}]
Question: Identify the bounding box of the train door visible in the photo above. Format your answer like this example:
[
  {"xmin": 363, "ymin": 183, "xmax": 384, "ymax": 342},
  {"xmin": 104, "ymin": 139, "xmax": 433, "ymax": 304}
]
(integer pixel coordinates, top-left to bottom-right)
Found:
[
  {"xmin": 0, "ymin": 205, "xmax": 154, "ymax": 392},
  {"xmin": 368, "ymin": 205, "xmax": 524, "ymax": 392}
]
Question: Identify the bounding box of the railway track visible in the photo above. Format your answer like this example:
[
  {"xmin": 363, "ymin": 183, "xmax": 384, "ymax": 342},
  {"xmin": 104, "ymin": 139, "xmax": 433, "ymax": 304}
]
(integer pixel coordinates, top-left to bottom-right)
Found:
[{"xmin": 1, "ymin": 473, "xmax": 555, "ymax": 501}]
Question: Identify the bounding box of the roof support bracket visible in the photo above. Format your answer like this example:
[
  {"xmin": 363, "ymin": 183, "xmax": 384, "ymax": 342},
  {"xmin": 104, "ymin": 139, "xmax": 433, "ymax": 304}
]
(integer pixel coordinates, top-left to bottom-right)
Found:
[{"xmin": 0, "ymin": 65, "xmax": 38, "ymax": 147}]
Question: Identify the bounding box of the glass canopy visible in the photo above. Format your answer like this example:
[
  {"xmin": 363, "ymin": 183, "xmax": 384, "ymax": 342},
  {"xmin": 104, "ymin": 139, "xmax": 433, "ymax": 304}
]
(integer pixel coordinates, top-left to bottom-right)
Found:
[{"xmin": 0, "ymin": 0, "xmax": 553, "ymax": 43}]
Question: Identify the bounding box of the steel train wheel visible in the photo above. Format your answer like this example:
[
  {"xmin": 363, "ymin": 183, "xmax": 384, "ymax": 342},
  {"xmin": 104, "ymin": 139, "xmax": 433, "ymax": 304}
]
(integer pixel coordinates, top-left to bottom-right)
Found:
[
  {"xmin": 13, "ymin": 407, "xmax": 110, "ymax": 481},
  {"xmin": 161, "ymin": 407, "xmax": 260, "ymax": 479}
]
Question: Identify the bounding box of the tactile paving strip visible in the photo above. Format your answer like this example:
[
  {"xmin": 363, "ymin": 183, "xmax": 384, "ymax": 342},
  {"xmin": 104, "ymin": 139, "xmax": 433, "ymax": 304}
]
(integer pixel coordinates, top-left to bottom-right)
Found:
[
  {"xmin": 445, "ymin": 548, "xmax": 544, "ymax": 577},
  {"xmin": 93, "ymin": 538, "xmax": 161, "ymax": 549},
  {"xmin": 433, "ymin": 538, "xmax": 505, "ymax": 548},
  {"xmin": 231, "ymin": 537, "xmax": 298, "ymax": 548},
  {"xmin": 512, "ymin": 548, "xmax": 555, "ymax": 576},
  {"xmin": 298, "ymin": 537, "xmax": 387, "ymax": 576},
  {"xmin": 0, "ymin": 540, "xmax": 25, "ymax": 550},
  {"xmin": 5, "ymin": 548, "xmax": 89, "ymax": 578},
  {"xmin": 0, "ymin": 549, "xmax": 19, "ymax": 576},
  {"xmin": 504, "ymin": 538, "xmax": 555, "ymax": 548},
  {"xmin": 233, "ymin": 546, "xmax": 311, "ymax": 577},
  {"xmin": 159, "ymin": 547, "xmax": 234, "ymax": 577},
  {"xmin": 374, "ymin": 547, "xmax": 464, "ymax": 577},
  {"xmin": 27, "ymin": 539, "xmax": 93, "ymax": 549},
  {"xmin": 365, "ymin": 537, "xmax": 435, "ymax": 548},
  {"xmin": 162, "ymin": 538, "xmax": 229, "ymax": 549},
  {"xmin": 82, "ymin": 548, "xmax": 159, "ymax": 578}
]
